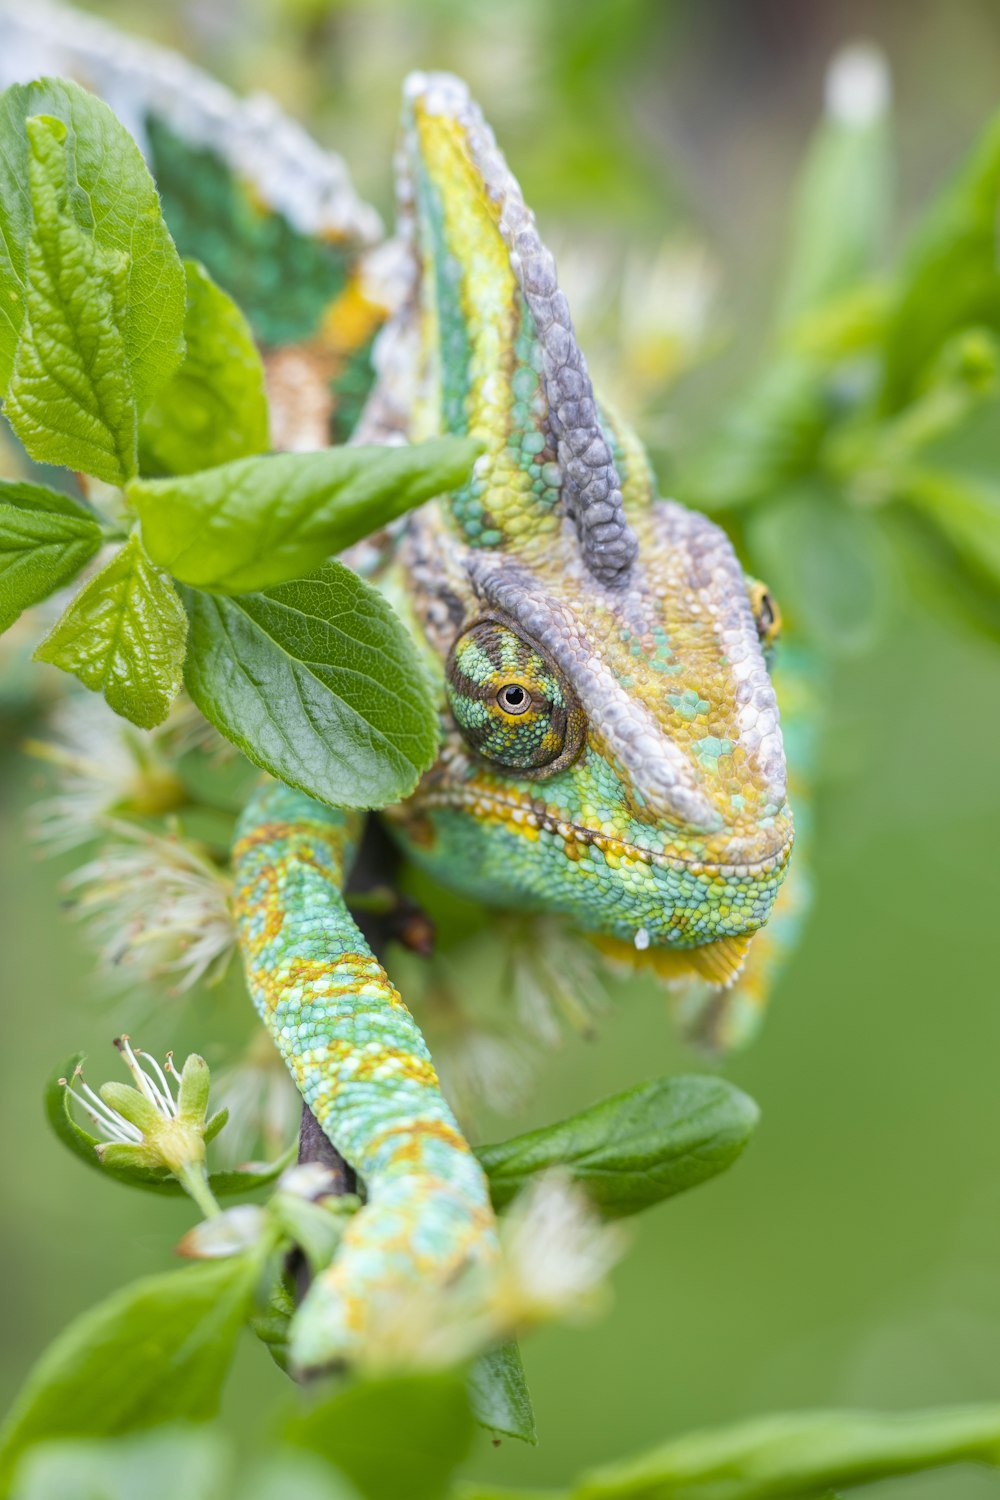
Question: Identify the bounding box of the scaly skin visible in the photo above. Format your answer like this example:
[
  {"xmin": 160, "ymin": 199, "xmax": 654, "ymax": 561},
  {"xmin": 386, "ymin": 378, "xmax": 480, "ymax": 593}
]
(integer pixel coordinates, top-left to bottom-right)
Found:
[
  {"xmin": 2, "ymin": 16, "xmax": 797, "ymax": 1367},
  {"xmin": 232, "ymin": 782, "xmax": 497, "ymax": 1371}
]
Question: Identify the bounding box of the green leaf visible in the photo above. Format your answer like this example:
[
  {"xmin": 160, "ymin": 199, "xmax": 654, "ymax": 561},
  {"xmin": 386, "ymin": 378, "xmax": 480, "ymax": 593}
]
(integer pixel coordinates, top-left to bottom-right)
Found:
[
  {"xmin": 0, "ymin": 1257, "xmax": 259, "ymax": 1494},
  {"xmin": 0, "ymin": 476, "xmax": 97, "ymax": 521},
  {"xmin": 14, "ymin": 1427, "xmax": 229, "ymax": 1500},
  {"xmin": 46, "ymin": 1054, "xmax": 294, "ymax": 1199},
  {"xmin": 181, "ymin": 563, "xmax": 439, "ymax": 809},
  {"xmin": 139, "ymin": 259, "xmax": 270, "ymax": 477},
  {"xmin": 5, "ymin": 115, "xmax": 138, "ymax": 484},
  {"xmin": 681, "ymin": 360, "xmax": 828, "ymax": 514},
  {"xmin": 881, "ymin": 107, "xmax": 1000, "ymax": 411},
  {"xmin": 34, "ymin": 532, "xmax": 187, "ymax": 727},
  {"xmin": 270, "ymin": 1192, "xmax": 358, "ymax": 1275},
  {"xmin": 468, "ymin": 1342, "xmax": 537, "ymax": 1446},
  {"xmin": 744, "ymin": 483, "xmax": 889, "ymax": 657},
  {"xmin": 0, "ymin": 88, "xmax": 32, "ymax": 391},
  {"xmin": 895, "ymin": 466, "xmax": 1000, "ymax": 593},
  {"xmin": 0, "ymin": 77, "xmax": 185, "ymax": 408},
  {"xmin": 286, "ymin": 1373, "xmax": 474, "ymax": 1500},
  {"xmin": 246, "ymin": 1448, "xmax": 363, "ymax": 1500},
  {"xmin": 130, "ymin": 437, "xmax": 481, "ymax": 594},
  {"xmin": 476, "ymin": 1076, "xmax": 758, "ymax": 1218},
  {"xmin": 572, "ymin": 1404, "xmax": 1000, "ymax": 1500},
  {"xmin": 783, "ymin": 281, "xmax": 889, "ymax": 361},
  {"xmin": 0, "ymin": 483, "xmax": 102, "ymax": 633},
  {"xmin": 456, "ymin": 1489, "xmax": 565, "ymax": 1500},
  {"xmin": 780, "ymin": 46, "xmax": 891, "ymax": 326}
]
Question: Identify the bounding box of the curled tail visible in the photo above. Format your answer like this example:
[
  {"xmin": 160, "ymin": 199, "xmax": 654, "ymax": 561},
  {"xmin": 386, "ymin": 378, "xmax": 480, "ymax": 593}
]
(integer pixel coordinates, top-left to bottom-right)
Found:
[{"xmin": 232, "ymin": 782, "xmax": 497, "ymax": 1370}]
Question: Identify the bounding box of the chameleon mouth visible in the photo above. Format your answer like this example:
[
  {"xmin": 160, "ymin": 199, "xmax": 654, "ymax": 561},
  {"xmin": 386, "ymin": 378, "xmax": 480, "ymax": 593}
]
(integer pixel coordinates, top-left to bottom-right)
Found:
[{"xmin": 407, "ymin": 785, "xmax": 794, "ymax": 878}]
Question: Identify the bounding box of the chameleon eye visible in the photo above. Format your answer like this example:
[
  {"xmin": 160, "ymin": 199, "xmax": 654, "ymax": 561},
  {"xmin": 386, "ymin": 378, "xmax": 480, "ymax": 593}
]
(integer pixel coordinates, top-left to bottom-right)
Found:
[
  {"xmin": 446, "ymin": 618, "xmax": 585, "ymax": 776},
  {"xmin": 748, "ymin": 580, "xmax": 781, "ymax": 650}
]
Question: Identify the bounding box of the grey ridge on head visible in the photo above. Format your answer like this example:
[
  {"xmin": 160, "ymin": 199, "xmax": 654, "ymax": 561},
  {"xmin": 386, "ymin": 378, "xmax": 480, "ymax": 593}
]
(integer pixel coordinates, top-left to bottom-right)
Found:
[{"xmin": 404, "ymin": 70, "xmax": 640, "ymax": 587}]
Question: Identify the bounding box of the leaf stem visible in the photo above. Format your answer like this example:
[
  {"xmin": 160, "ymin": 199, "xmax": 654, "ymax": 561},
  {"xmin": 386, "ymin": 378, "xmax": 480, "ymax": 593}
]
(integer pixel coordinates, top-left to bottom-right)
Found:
[{"xmin": 177, "ymin": 1161, "xmax": 221, "ymax": 1219}]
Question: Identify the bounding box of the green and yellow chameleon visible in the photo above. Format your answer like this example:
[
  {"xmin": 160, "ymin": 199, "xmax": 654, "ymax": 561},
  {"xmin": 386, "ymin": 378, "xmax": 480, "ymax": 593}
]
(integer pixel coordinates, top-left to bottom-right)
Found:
[{"xmin": 4, "ymin": 5, "xmax": 803, "ymax": 1372}]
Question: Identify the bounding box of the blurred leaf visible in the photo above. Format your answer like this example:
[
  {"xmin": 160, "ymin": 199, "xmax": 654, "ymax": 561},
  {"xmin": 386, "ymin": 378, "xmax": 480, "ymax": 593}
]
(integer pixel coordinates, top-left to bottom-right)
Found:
[
  {"xmin": 130, "ymin": 437, "xmax": 480, "ymax": 594},
  {"xmin": 13, "ymin": 1426, "xmax": 229, "ymax": 1500},
  {"xmin": 745, "ymin": 483, "xmax": 889, "ymax": 657},
  {"xmin": 139, "ymin": 259, "xmax": 269, "ymax": 477},
  {"xmin": 884, "ymin": 502, "xmax": 1000, "ymax": 645},
  {"xmin": 250, "ymin": 1269, "xmax": 296, "ymax": 1375},
  {"xmin": 0, "ymin": 78, "xmax": 184, "ymax": 403},
  {"xmin": 34, "ymin": 533, "xmax": 187, "ymax": 727},
  {"xmin": 468, "ymin": 1342, "xmax": 537, "ymax": 1446},
  {"xmin": 270, "ymin": 1192, "xmax": 358, "ymax": 1274},
  {"xmin": 456, "ymin": 1489, "xmax": 566, "ymax": 1500},
  {"xmin": 476, "ymin": 1076, "xmax": 758, "ymax": 1217},
  {"xmin": 47, "ymin": 1054, "xmax": 294, "ymax": 1199},
  {"xmin": 780, "ymin": 45, "xmax": 891, "ymax": 325},
  {"xmin": 5, "ymin": 115, "xmax": 138, "ymax": 484},
  {"xmin": 681, "ymin": 360, "xmax": 827, "ymax": 513},
  {"xmin": 245, "ymin": 1448, "xmax": 363, "ymax": 1500},
  {"xmin": 181, "ymin": 564, "xmax": 439, "ymax": 809},
  {"xmin": 0, "ymin": 1257, "xmax": 259, "ymax": 1493},
  {"xmin": 784, "ymin": 282, "xmax": 888, "ymax": 361},
  {"xmin": 286, "ymin": 1373, "xmax": 474, "ymax": 1500},
  {"xmin": 895, "ymin": 466, "xmax": 1000, "ymax": 592},
  {"xmin": 0, "ymin": 484, "xmax": 102, "ymax": 632},
  {"xmin": 573, "ymin": 1404, "xmax": 1000, "ymax": 1499},
  {"xmin": 881, "ymin": 108, "xmax": 1000, "ymax": 411}
]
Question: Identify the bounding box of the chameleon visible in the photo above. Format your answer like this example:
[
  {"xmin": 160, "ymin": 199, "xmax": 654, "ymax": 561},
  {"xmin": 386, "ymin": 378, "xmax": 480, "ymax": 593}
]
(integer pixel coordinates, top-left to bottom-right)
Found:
[{"xmin": 2, "ymin": 5, "xmax": 800, "ymax": 1371}]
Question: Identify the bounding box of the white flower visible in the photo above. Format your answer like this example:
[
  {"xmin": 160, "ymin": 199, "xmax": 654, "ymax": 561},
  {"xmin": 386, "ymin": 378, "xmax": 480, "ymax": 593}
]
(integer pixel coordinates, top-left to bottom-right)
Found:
[
  {"xmin": 825, "ymin": 43, "xmax": 890, "ymax": 128},
  {"xmin": 492, "ymin": 1171, "xmax": 628, "ymax": 1330},
  {"xmin": 26, "ymin": 693, "xmax": 187, "ymax": 852},
  {"xmin": 554, "ymin": 233, "xmax": 720, "ymax": 438},
  {"xmin": 62, "ymin": 823, "xmax": 235, "ymax": 993},
  {"xmin": 62, "ymin": 1037, "xmax": 221, "ymax": 1217},
  {"xmin": 504, "ymin": 916, "xmax": 611, "ymax": 1047}
]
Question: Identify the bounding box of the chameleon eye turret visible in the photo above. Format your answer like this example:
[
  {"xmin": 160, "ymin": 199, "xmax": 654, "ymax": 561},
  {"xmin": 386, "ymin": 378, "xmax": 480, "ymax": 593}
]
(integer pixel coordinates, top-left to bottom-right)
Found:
[
  {"xmin": 446, "ymin": 618, "xmax": 585, "ymax": 775},
  {"xmin": 395, "ymin": 71, "xmax": 639, "ymax": 585}
]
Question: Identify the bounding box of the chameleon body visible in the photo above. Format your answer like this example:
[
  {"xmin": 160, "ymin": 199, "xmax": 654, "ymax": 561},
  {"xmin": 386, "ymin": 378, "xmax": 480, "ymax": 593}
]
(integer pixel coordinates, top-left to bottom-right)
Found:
[{"xmin": 3, "ymin": 9, "xmax": 798, "ymax": 1366}]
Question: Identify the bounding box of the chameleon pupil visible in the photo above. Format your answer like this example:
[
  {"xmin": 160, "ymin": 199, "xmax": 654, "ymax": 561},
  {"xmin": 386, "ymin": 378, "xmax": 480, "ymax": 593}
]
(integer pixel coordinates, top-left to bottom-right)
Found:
[{"xmin": 499, "ymin": 684, "xmax": 528, "ymax": 713}]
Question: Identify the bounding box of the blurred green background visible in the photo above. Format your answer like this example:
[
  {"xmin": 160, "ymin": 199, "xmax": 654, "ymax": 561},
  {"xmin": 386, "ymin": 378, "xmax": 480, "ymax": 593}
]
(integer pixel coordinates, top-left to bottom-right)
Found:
[{"xmin": 4, "ymin": 1, "xmax": 1000, "ymax": 1496}]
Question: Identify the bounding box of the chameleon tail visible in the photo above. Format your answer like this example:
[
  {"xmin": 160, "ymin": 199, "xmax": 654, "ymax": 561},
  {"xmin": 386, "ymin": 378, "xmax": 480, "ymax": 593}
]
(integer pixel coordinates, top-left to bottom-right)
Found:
[{"xmin": 232, "ymin": 782, "xmax": 498, "ymax": 1371}]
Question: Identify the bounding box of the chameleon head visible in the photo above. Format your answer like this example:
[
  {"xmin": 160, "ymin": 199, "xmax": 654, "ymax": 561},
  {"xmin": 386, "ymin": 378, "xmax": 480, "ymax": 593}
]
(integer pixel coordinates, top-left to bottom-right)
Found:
[{"xmin": 378, "ymin": 73, "xmax": 793, "ymax": 983}]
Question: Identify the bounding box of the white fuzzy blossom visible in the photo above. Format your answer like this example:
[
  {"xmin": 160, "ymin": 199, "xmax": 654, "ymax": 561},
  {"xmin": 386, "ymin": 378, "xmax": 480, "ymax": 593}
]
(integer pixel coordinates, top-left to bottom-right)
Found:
[
  {"xmin": 492, "ymin": 1170, "xmax": 628, "ymax": 1329},
  {"xmin": 505, "ymin": 916, "xmax": 611, "ymax": 1047},
  {"xmin": 356, "ymin": 1170, "xmax": 627, "ymax": 1373},
  {"xmin": 26, "ymin": 693, "xmax": 188, "ymax": 852},
  {"xmin": 554, "ymin": 233, "xmax": 719, "ymax": 437},
  {"xmin": 62, "ymin": 823, "xmax": 235, "ymax": 993}
]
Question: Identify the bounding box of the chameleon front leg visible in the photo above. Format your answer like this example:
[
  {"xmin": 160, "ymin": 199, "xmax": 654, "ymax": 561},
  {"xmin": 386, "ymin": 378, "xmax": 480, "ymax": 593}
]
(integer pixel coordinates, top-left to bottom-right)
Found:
[{"xmin": 232, "ymin": 781, "xmax": 498, "ymax": 1372}]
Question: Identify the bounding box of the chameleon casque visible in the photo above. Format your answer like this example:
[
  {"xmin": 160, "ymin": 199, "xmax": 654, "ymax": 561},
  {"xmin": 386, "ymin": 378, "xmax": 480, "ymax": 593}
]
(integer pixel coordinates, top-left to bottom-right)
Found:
[{"xmin": 3, "ymin": 6, "xmax": 799, "ymax": 1372}]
